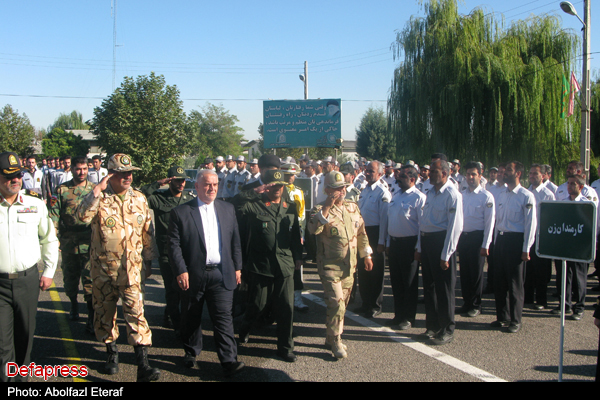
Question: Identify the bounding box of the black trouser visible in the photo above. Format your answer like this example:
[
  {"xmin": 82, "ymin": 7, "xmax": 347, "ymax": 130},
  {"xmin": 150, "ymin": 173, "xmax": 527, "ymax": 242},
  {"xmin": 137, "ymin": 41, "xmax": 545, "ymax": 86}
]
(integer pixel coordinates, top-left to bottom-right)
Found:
[
  {"xmin": 524, "ymin": 240, "xmax": 552, "ymax": 307},
  {"xmin": 493, "ymin": 232, "xmax": 525, "ymax": 324},
  {"xmin": 0, "ymin": 266, "xmax": 39, "ymax": 382},
  {"xmin": 486, "ymin": 229, "xmax": 496, "ymax": 291},
  {"xmin": 241, "ymin": 271, "xmax": 294, "ymax": 353},
  {"xmin": 556, "ymin": 261, "xmax": 588, "ymax": 314},
  {"xmin": 388, "ymin": 235, "xmax": 419, "ymax": 322},
  {"xmin": 159, "ymin": 253, "xmax": 181, "ymax": 330},
  {"xmin": 357, "ymin": 226, "xmax": 385, "ymax": 312},
  {"xmin": 421, "ymin": 231, "xmax": 456, "ymax": 336},
  {"xmin": 457, "ymin": 231, "xmax": 485, "ymax": 312},
  {"xmin": 180, "ymin": 265, "xmax": 237, "ymax": 364}
]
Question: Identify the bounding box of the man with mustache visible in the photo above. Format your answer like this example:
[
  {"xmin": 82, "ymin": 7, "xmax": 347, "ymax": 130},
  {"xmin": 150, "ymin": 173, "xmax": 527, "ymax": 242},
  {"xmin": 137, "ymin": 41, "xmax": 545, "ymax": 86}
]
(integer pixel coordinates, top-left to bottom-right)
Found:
[
  {"xmin": 0, "ymin": 152, "xmax": 59, "ymax": 382},
  {"xmin": 50, "ymin": 156, "xmax": 95, "ymax": 332},
  {"xmin": 76, "ymin": 153, "xmax": 160, "ymax": 382}
]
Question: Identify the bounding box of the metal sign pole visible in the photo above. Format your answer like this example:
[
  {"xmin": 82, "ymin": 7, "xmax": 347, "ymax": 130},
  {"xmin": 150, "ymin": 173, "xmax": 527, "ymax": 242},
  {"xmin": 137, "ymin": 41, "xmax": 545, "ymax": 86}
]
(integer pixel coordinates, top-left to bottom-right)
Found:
[{"xmin": 558, "ymin": 259, "xmax": 567, "ymax": 382}]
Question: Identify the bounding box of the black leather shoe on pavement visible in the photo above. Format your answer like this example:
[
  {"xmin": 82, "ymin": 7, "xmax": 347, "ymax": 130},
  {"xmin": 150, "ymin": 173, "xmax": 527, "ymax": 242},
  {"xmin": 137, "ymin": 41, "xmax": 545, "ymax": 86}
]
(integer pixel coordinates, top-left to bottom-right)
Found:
[
  {"xmin": 490, "ymin": 320, "xmax": 509, "ymax": 328},
  {"xmin": 276, "ymin": 350, "xmax": 297, "ymax": 363},
  {"xmin": 183, "ymin": 352, "xmax": 197, "ymax": 369},
  {"xmin": 507, "ymin": 323, "xmax": 521, "ymax": 333},
  {"xmin": 223, "ymin": 361, "xmax": 245, "ymax": 377},
  {"xmin": 466, "ymin": 309, "xmax": 481, "ymax": 318},
  {"xmin": 238, "ymin": 328, "xmax": 250, "ymax": 345},
  {"xmin": 431, "ymin": 333, "xmax": 454, "ymax": 346},
  {"xmin": 398, "ymin": 320, "xmax": 412, "ymax": 330},
  {"xmin": 421, "ymin": 329, "xmax": 437, "ymax": 340}
]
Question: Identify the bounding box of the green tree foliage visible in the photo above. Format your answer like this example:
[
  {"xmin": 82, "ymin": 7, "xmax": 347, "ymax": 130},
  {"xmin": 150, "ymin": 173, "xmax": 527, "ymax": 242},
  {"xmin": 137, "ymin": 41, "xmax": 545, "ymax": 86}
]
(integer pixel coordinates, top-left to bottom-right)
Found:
[
  {"xmin": 48, "ymin": 110, "xmax": 90, "ymax": 131},
  {"xmin": 42, "ymin": 128, "xmax": 90, "ymax": 158},
  {"xmin": 388, "ymin": 0, "xmax": 580, "ymax": 179},
  {"xmin": 356, "ymin": 106, "xmax": 395, "ymax": 161},
  {"xmin": 0, "ymin": 104, "xmax": 35, "ymax": 156},
  {"xmin": 89, "ymin": 72, "xmax": 188, "ymax": 184},
  {"xmin": 186, "ymin": 102, "xmax": 245, "ymax": 167}
]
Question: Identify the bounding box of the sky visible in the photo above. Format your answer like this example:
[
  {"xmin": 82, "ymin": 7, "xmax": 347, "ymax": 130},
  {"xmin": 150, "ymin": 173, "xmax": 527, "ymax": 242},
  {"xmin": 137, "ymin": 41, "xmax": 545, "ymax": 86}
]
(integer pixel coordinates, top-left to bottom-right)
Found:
[{"xmin": 1, "ymin": 0, "xmax": 598, "ymax": 144}]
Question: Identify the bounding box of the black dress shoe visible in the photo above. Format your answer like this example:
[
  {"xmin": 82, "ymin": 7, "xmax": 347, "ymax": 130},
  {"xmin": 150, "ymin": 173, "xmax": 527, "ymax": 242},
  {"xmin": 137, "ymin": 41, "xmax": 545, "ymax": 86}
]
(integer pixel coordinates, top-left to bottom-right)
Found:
[
  {"xmin": 490, "ymin": 320, "xmax": 509, "ymax": 328},
  {"xmin": 223, "ymin": 361, "xmax": 245, "ymax": 377},
  {"xmin": 365, "ymin": 309, "xmax": 382, "ymax": 318},
  {"xmin": 238, "ymin": 328, "xmax": 250, "ymax": 345},
  {"xmin": 183, "ymin": 353, "xmax": 197, "ymax": 369},
  {"xmin": 397, "ymin": 320, "xmax": 412, "ymax": 330},
  {"xmin": 507, "ymin": 323, "xmax": 521, "ymax": 333},
  {"xmin": 277, "ymin": 350, "xmax": 297, "ymax": 362},
  {"xmin": 431, "ymin": 332, "xmax": 454, "ymax": 346},
  {"xmin": 421, "ymin": 329, "xmax": 437, "ymax": 340},
  {"xmin": 466, "ymin": 309, "xmax": 481, "ymax": 318}
]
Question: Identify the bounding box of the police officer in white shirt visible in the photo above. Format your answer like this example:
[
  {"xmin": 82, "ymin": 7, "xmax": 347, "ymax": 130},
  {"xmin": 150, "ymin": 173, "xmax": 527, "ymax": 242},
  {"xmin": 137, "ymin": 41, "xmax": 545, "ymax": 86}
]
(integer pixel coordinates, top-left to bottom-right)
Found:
[
  {"xmin": 492, "ymin": 161, "xmax": 536, "ymax": 333},
  {"xmin": 316, "ymin": 157, "xmax": 334, "ymax": 205},
  {"xmin": 381, "ymin": 164, "xmax": 425, "ymax": 329},
  {"xmin": 87, "ymin": 155, "xmax": 108, "ymax": 184},
  {"xmin": 233, "ymin": 156, "xmax": 251, "ymax": 196},
  {"xmin": 555, "ymin": 160, "xmax": 598, "ymax": 206},
  {"xmin": 382, "ymin": 160, "xmax": 396, "ymax": 187},
  {"xmin": 551, "ymin": 174, "xmax": 592, "ymax": 320},
  {"xmin": 50, "ymin": 155, "xmax": 73, "ymax": 194},
  {"xmin": 0, "ymin": 152, "xmax": 59, "ymax": 382},
  {"xmin": 525, "ymin": 164, "xmax": 555, "ymax": 310},
  {"xmin": 415, "ymin": 159, "xmax": 463, "ymax": 345},
  {"xmin": 457, "ymin": 162, "xmax": 494, "ymax": 318},
  {"xmin": 356, "ymin": 161, "xmax": 391, "ymax": 318},
  {"xmin": 21, "ymin": 155, "xmax": 44, "ymax": 195},
  {"xmin": 542, "ymin": 164, "xmax": 558, "ymax": 195},
  {"xmin": 246, "ymin": 159, "xmax": 261, "ymax": 185}
]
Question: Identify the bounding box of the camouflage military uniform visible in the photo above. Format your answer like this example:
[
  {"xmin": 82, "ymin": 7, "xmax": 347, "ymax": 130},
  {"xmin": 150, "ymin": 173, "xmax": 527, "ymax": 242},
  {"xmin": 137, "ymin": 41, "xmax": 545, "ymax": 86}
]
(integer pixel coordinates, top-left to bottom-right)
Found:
[
  {"xmin": 307, "ymin": 171, "xmax": 372, "ymax": 358},
  {"xmin": 50, "ymin": 180, "xmax": 95, "ymax": 302},
  {"xmin": 77, "ymin": 182, "xmax": 156, "ymax": 346}
]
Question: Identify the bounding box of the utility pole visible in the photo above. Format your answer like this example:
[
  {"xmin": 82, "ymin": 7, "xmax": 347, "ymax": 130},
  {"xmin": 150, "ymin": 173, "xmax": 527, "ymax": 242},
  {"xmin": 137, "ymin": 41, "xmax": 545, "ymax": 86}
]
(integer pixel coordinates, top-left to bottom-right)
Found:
[{"xmin": 581, "ymin": 0, "xmax": 591, "ymax": 183}]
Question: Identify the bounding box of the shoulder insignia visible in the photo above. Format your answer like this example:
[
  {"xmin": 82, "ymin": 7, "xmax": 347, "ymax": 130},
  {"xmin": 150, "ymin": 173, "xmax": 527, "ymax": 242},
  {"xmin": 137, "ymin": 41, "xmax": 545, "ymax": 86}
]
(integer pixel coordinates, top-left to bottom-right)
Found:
[
  {"xmin": 486, "ymin": 203, "xmax": 493, "ymax": 208},
  {"xmin": 449, "ymin": 207, "xmax": 456, "ymax": 213},
  {"xmin": 24, "ymin": 189, "xmax": 40, "ymax": 198},
  {"xmin": 526, "ymin": 203, "xmax": 533, "ymax": 209}
]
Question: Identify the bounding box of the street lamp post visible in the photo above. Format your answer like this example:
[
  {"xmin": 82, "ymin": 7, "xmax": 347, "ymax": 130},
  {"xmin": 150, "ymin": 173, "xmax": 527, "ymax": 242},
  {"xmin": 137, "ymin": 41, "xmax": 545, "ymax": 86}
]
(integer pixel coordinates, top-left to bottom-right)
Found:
[{"xmin": 561, "ymin": 1, "xmax": 591, "ymax": 183}]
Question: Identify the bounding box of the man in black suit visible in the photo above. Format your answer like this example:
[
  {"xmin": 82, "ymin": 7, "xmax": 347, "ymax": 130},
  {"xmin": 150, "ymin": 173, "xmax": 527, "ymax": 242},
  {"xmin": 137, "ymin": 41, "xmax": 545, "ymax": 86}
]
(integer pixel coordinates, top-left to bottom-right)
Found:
[{"xmin": 168, "ymin": 169, "xmax": 244, "ymax": 377}]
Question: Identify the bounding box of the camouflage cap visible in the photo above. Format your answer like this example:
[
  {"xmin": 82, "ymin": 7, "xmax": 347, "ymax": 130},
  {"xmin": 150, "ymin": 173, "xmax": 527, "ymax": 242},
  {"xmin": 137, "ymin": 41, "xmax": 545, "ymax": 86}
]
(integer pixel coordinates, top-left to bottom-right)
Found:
[
  {"xmin": 107, "ymin": 154, "xmax": 141, "ymax": 172},
  {"xmin": 168, "ymin": 166, "xmax": 187, "ymax": 179},
  {"xmin": 324, "ymin": 171, "xmax": 350, "ymax": 188},
  {"xmin": 262, "ymin": 169, "xmax": 288, "ymax": 185},
  {"xmin": 0, "ymin": 152, "xmax": 24, "ymax": 178}
]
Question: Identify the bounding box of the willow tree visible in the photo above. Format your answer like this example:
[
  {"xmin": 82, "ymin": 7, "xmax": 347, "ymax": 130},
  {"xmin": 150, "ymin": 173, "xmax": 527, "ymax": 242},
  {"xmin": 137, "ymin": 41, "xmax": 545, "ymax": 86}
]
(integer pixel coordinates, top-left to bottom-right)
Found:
[{"xmin": 388, "ymin": 0, "xmax": 580, "ymax": 179}]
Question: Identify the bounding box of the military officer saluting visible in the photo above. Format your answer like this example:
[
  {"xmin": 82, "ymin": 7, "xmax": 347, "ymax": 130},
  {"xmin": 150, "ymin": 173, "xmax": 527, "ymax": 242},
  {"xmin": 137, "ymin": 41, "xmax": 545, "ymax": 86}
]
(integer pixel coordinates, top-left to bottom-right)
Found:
[
  {"xmin": 0, "ymin": 152, "xmax": 59, "ymax": 382},
  {"xmin": 76, "ymin": 154, "xmax": 160, "ymax": 382},
  {"xmin": 236, "ymin": 169, "xmax": 303, "ymax": 362},
  {"xmin": 308, "ymin": 170, "xmax": 373, "ymax": 358},
  {"xmin": 49, "ymin": 156, "xmax": 95, "ymax": 332},
  {"xmin": 141, "ymin": 165, "xmax": 196, "ymax": 336}
]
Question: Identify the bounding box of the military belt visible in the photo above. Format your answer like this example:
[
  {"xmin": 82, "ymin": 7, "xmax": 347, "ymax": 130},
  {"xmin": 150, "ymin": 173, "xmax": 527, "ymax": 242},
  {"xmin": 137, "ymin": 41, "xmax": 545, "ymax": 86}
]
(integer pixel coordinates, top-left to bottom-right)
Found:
[
  {"xmin": 0, "ymin": 265, "xmax": 37, "ymax": 280},
  {"xmin": 420, "ymin": 231, "xmax": 446, "ymax": 237},
  {"xmin": 390, "ymin": 235, "xmax": 418, "ymax": 241}
]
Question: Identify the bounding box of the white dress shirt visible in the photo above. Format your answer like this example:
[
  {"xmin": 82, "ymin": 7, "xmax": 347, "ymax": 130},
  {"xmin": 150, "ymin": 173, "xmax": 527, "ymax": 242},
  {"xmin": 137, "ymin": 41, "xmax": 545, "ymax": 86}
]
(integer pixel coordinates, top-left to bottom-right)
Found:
[
  {"xmin": 461, "ymin": 186, "xmax": 495, "ymax": 250},
  {"xmin": 417, "ymin": 180, "xmax": 463, "ymax": 261},
  {"xmin": 357, "ymin": 180, "xmax": 391, "ymax": 245},
  {"xmin": 495, "ymin": 184, "xmax": 536, "ymax": 253},
  {"xmin": 197, "ymin": 198, "xmax": 221, "ymax": 265},
  {"xmin": 382, "ymin": 186, "xmax": 425, "ymax": 246}
]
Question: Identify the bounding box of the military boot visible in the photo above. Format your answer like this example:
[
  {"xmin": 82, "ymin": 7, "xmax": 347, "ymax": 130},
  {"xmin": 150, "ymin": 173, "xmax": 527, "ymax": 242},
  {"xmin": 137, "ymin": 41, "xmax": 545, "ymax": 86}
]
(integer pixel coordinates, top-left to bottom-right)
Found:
[
  {"xmin": 85, "ymin": 300, "xmax": 94, "ymax": 335},
  {"xmin": 69, "ymin": 296, "xmax": 79, "ymax": 321},
  {"xmin": 104, "ymin": 342, "xmax": 119, "ymax": 375},
  {"xmin": 325, "ymin": 335, "xmax": 347, "ymax": 353},
  {"xmin": 134, "ymin": 346, "xmax": 160, "ymax": 382},
  {"xmin": 330, "ymin": 336, "xmax": 347, "ymax": 359}
]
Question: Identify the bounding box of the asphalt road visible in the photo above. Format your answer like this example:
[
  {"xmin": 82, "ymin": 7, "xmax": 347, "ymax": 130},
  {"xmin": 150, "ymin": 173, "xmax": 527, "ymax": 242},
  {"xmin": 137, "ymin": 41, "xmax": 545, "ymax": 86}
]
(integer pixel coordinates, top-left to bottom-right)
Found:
[{"xmin": 25, "ymin": 254, "xmax": 600, "ymax": 383}]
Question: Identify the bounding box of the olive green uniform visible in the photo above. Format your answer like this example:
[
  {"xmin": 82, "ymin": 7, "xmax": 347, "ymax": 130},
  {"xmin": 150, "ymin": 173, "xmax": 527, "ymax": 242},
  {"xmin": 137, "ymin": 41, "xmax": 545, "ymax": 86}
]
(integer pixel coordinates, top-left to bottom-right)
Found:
[{"xmin": 235, "ymin": 190, "xmax": 303, "ymax": 354}]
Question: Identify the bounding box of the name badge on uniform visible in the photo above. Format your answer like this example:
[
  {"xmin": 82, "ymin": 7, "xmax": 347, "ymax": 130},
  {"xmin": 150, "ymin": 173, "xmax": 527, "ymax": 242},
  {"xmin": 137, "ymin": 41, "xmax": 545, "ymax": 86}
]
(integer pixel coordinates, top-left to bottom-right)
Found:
[{"xmin": 17, "ymin": 206, "xmax": 38, "ymax": 213}]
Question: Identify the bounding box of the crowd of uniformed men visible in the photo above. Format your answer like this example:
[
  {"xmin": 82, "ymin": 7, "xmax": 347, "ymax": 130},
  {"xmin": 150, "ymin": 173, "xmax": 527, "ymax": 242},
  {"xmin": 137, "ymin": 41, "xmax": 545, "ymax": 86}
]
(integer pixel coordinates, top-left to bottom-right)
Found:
[{"xmin": 1, "ymin": 149, "xmax": 599, "ymax": 382}]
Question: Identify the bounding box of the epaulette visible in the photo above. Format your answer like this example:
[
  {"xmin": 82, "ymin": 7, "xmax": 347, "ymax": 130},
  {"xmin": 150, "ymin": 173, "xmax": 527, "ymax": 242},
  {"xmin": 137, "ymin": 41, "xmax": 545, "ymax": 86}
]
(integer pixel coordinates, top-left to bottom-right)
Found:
[{"xmin": 23, "ymin": 189, "xmax": 41, "ymax": 198}]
